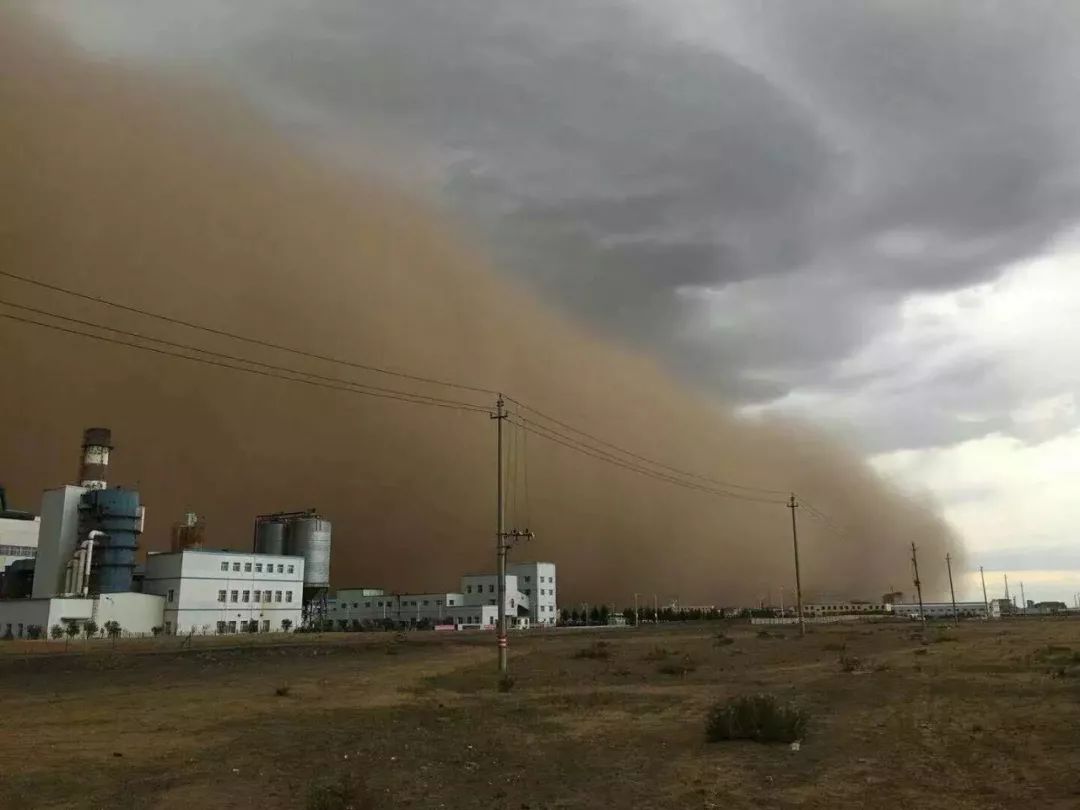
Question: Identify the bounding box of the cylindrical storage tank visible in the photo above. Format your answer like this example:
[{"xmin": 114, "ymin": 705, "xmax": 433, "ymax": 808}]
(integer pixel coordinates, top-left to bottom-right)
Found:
[
  {"xmin": 81, "ymin": 487, "xmax": 142, "ymax": 594},
  {"xmin": 286, "ymin": 517, "xmax": 331, "ymax": 588},
  {"xmin": 255, "ymin": 519, "xmax": 287, "ymax": 556}
]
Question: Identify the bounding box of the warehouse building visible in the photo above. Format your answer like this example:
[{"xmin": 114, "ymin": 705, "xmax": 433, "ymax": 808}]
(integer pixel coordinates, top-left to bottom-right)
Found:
[
  {"xmin": 889, "ymin": 601, "xmax": 998, "ymax": 619},
  {"xmin": 332, "ymin": 578, "xmax": 522, "ymax": 628},
  {"xmin": 143, "ymin": 549, "xmax": 305, "ymax": 635},
  {"xmin": 329, "ymin": 562, "xmax": 558, "ymax": 629}
]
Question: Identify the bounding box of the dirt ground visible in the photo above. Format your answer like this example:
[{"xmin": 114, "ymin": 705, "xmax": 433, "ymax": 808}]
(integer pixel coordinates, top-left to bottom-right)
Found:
[{"xmin": 2, "ymin": 619, "xmax": 1079, "ymax": 809}]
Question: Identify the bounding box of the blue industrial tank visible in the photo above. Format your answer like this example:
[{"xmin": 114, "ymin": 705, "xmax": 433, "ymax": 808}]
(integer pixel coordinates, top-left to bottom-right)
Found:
[{"xmin": 80, "ymin": 487, "xmax": 142, "ymax": 593}]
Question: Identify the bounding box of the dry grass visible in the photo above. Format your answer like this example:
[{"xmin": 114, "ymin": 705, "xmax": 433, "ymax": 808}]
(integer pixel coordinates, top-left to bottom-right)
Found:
[{"xmin": 3, "ymin": 620, "xmax": 1080, "ymax": 808}]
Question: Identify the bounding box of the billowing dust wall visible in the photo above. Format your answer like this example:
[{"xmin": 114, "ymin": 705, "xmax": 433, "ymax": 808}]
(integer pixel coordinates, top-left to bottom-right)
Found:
[{"xmin": 0, "ymin": 9, "xmax": 961, "ymax": 605}]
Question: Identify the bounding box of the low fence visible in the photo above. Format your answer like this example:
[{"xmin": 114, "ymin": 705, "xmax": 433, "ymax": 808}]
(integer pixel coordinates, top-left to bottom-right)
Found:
[{"xmin": 750, "ymin": 614, "xmax": 891, "ymax": 626}]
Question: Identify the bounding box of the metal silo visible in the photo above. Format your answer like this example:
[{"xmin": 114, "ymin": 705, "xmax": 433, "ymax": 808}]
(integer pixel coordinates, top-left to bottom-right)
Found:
[
  {"xmin": 286, "ymin": 516, "xmax": 331, "ymax": 589},
  {"xmin": 255, "ymin": 519, "xmax": 287, "ymax": 556}
]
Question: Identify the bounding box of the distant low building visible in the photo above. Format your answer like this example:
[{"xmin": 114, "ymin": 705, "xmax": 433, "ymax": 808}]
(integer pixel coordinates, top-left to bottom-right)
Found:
[
  {"xmin": 328, "ymin": 561, "xmax": 558, "ymax": 629},
  {"xmin": 804, "ymin": 601, "xmax": 889, "ymax": 618},
  {"xmin": 891, "ymin": 601, "xmax": 996, "ymax": 619}
]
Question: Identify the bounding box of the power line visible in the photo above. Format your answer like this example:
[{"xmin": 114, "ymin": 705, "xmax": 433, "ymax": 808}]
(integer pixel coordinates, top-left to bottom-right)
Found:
[
  {"xmin": 513, "ymin": 413, "xmax": 786, "ymax": 504},
  {"xmin": 0, "ymin": 298, "xmax": 490, "ymax": 413},
  {"xmin": 0, "ymin": 269, "xmax": 499, "ymax": 397},
  {"xmin": 510, "ymin": 416, "xmax": 786, "ymax": 506},
  {"xmin": 0, "ymin": 310, "xmax": 489, "ymax": 415},
  {"xmin": 505, "ymin": 394, "xmax": 787, "ymax": 496},
  {"xmin": 0, "ymin": 272, "xmax": 814, "ymax": 507}
]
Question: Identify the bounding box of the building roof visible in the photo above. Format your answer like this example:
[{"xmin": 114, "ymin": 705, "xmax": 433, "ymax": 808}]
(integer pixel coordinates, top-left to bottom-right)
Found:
[{"xmin": 146, "ymin": 548, "xmax": 303, "ymax": 560}]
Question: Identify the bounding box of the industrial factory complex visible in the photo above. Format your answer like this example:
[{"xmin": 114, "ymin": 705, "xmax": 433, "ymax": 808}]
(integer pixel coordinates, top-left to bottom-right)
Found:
[
  {"xmin": 0, "ymin": 428, "xmax": 1055, "ymax": 641},
  {"xmin": 0, "ymin": 428, "xmax": 558, "ymax": 639}
]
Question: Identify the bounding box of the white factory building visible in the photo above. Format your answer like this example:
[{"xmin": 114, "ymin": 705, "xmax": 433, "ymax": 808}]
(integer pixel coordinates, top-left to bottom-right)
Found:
[
  {"xmin": 1, "ymin": 592, "xmax": 165, "ymax": 639},
  {"xmin": 0, "ymin": 512, "xmax": 39, "ymax": 572},
  {"xmin": 890, "ymin": 601, "xmax": 1000, "ymax": 619},
  {"xmin": 143, "ymin": 549, "xmax": 305, "ymax": 635},
  {"xmin": 509, "ymin": 561, "xmax": 558, "ymax": 624},
  {"xmin": 329, "ymin": 561, "xmax": 558, "ymax": 629}
]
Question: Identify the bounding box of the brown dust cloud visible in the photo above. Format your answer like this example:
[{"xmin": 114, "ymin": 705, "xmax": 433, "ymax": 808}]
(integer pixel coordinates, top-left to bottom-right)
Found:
[{"xmin": 0, "ymin": 10, "xmax": 961, "ymax": 606}]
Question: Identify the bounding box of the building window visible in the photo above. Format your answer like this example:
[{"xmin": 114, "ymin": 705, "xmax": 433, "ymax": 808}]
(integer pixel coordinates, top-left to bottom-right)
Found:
[
  {"xmin": 524, "ymin": 576, "xmax": 531, "ymax": 582},
  {"xmin": 220, "ymin": 561, "xmax": 228, "ymax": 571},
  {"xmin": 365, "ymin": 602, "xmax": 371, "ymax": 608},
  {"xmin": 278, "ymin": 564, "xmax": 284, "ymax": 573},
  {"xmin": 242, "ymin": 590, "xmax": 250, "ymax": 603},
  {"xmin": 244, "ymin": 562, "xmax": 252, "ymax": 572},
  {"xmin": 263, "ymin": 590, "xmax": 272, "ymax": 602},
  {"xmin": 167, "ymin": 589, "xmax": 175, "ymax": 603},
  {"xmin": 423, "ymin": 600, "xmax": 430, "ymax": 606},
  {"xmin": 437, "ymin": 600, "xmax": 443, "ymax": 606},
  {"xmin": 510, "ymin": 599, "xmax": 515, "ymax": 608},
  {"xmin": 286, "ymin": 591, "xmax": 292, "ymax": 603},
  {"xmin": 217, "ymin": 621, "xmax": 227, "ymax": 633},
  {"xmin": 232, "ymin": 562, "xmax": 240, "ymax": 572},
  {"xmin": 287, "ymin": 565, "xmax": 294, "ymax": 574},
  {"xmin": 255, "ymin": 563, "xmax": 263, "ymax": 573},
  {"xmin": 489, "ymin": 585, "xmax": 494, "ymax": 593},
  {"xmin": 275, "ymin": 591, "xmax": 282, "ymax": 603},
  {"xmin": 448, "ymin": 599, "xmax": 455, "ymax": 606},
  {"xmin": 227, "ymin": 621, "xmax": 237, "ymax": 633},
  {"xmin": 218, "ymin": 590, "xmax": 226, "ymax": 603},
  {"xmin": 230, "ymin": 590, "xmax": 238, "ymax": 603},
  {"xmin": 466, "ymin": 585, "xmax": 472, "ymax": 593},
  {"xmin": 352, "ymin": 602, "xmax": 358, "ymax": 608},
  {"xmin": 262, "ymin": 619, "xmax": 270, "ymax": 632}
]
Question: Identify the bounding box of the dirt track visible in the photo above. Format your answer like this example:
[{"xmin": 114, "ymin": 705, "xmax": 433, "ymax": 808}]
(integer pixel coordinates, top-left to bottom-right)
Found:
[{"xmin": 2, "ymin": 620, "xmax": 1079, "ymax": 809}]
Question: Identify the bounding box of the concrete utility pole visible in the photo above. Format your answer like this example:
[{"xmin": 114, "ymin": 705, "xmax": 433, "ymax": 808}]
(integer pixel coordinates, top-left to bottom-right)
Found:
[
  {"xmin": 911, "ymin": 542, "xmax": 926, "ymax": 628},
  {"xmin": 1004, "ymin": 573, "xmax": 1011, "ymax": 604},
  {"xmin": 980, "ymin": 566, "xmax": 990, "ymax": 619},
  {"xmin": 493, "ymin": 395, "xmax": 508, "ymax": 673},
  {"xmin": 788, "ymin": 494, "xmax": 805, "ymax": 637},
  {"xmin": 1020, "ymin": 581, "xmax": 1027, "ymax": 615},
  {"xmin": 653, "ymin": 594, "xmax": 658, "ymax": 624},
  {"xmin": 946, "ymin": 553, "xmax": 958, "ymax": 624},
  {"xmin": 634, "ymin": 593, "xmax": 640, "ymax": 627}
]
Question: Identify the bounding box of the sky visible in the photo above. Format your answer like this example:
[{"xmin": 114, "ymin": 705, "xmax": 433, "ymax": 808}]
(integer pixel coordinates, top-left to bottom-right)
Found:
[{"xmin": 37, "ymin": 0, "xmax": 1080, "ymax": 603}]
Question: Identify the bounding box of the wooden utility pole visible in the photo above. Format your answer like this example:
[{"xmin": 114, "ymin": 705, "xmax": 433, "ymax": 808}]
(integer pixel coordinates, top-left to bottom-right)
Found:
[
  {"xmin": 911, "ymin": 543, "xmax": 926, "ymax": 628},
  {"xmin": 979, "ymin": 566, "xmax": 990, "ymax": 619},
  {"xmin": 788, "ymin": 494, "xmax": 805, "ymax": 637},
  {"xmin": 492, "ymin": 395, "xmax": 508, "ymax": 673},
  {"xmin": 946, "ymin": 553, "xmax": 958, "ymax": 624}
]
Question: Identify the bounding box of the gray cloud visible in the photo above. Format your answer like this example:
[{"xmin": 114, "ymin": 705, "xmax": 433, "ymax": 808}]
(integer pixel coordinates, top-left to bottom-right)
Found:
[{"xmin": 44, "ymin": 0, "xmax": 1080, "ymax": 450}]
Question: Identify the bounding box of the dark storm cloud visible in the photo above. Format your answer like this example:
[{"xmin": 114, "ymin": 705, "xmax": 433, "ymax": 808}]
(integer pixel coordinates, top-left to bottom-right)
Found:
[{"xmin": 45, "ymin": 0, "xmax": 1080, "ymax": 449}]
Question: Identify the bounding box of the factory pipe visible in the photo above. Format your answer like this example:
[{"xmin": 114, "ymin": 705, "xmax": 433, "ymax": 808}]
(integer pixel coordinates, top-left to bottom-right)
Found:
[{"xmin": 84, "ymin": 530, "xmax": 106, "ymax": 597}]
